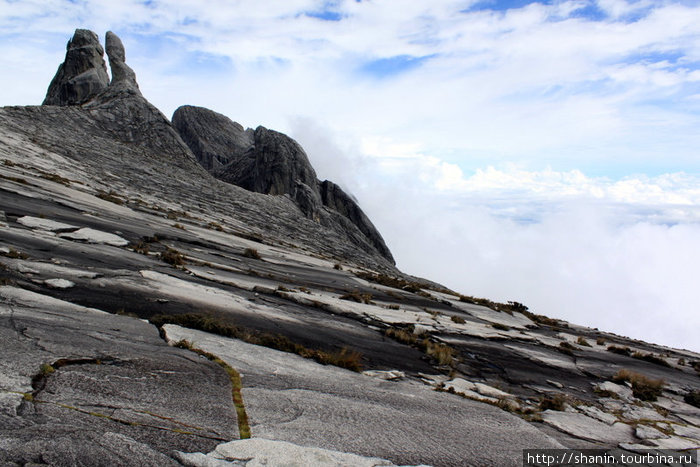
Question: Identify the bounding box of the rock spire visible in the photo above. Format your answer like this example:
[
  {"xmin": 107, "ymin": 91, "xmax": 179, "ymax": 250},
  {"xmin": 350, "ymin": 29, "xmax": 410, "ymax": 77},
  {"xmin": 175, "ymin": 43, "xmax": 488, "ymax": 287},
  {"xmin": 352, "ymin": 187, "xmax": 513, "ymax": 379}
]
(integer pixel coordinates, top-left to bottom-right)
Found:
[
  {"xmin": 43, "ymin": 29, "xmax": 140, "ymax": 106},
  {"xmin": 43, "ymin": 29, "xmax": 109, "ymax": 105}
]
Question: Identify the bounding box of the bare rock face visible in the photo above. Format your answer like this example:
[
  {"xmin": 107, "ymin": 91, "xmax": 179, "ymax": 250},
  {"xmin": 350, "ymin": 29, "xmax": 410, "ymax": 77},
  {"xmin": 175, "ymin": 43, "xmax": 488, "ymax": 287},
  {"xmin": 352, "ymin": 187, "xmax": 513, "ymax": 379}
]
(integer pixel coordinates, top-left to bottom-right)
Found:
[
  {"xmin": 172, "ymin": 105, "xmax": 395, "ymax": 263},
  {"xmin": 173, "ymin": 106, "xmax": 323, "ymax": 220},
  {"xmin": 43, "ymin": 29, "xmax": 109, "ymax": 105},
  {"xmin": 105, "ymin": 31, "xmax": 140, "ymax": 92},
  {"xmin": 172, "ymin": 105, "xmax": 254, "ymax": 172},
  {"xmin": 320, "ymin": 180, "xmax": 394, "ymax": 264}
]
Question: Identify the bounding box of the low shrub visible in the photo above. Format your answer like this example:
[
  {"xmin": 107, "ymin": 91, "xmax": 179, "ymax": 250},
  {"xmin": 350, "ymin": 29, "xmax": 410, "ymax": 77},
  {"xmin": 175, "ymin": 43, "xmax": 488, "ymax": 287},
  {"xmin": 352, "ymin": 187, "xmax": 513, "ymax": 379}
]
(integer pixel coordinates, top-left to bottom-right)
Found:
[
  {"xmin": 596, "ymin": 337, "xmax": 606, "ymax": 346},
  {"xmin": 613, "ymin": 369, "xmax": 664, "ymax": 401},
  {"xmin": 632, "ymin": 352, "xmax": 671, "ymax": 368},
  {"xmin": 160, "ymin": 248, "xmax": 185, "ymax": 266},
  {"xmin": 539, "ymin": 393, "xmax": 567, "ymax": 411},
  {"xmin": 576, "ymin": 336, "xmax": 591, "ymax": 347},
  {"xmin": 450, "ymin": 315, "xmax": 466, "ymax": 324},
  {"xmin": 607, "ymin": 345, "xmax": 632, "ymax": 356},
  {"xmin": 339, "ymin": 290, "xmax": 373, "ymax": 304},
  {"xmin": 243, "ymin": 248, "xmax": 261, "ymax": 260},
  {"xmin": 491, "ymin": 322, "xmax": 510, "ymax": 331},
  {"xmin": 684, "ymin": 390, "xmax": 700, "ymax": 408}
]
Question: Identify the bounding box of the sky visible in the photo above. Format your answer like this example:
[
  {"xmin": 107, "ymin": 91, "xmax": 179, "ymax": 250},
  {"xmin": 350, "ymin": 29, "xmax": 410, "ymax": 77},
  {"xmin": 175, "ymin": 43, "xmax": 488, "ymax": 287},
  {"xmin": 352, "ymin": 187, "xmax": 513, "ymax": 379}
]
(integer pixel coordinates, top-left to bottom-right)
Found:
[{"xmin": 0, "ymin": 0, "xmax": 698, "ymax": 352}]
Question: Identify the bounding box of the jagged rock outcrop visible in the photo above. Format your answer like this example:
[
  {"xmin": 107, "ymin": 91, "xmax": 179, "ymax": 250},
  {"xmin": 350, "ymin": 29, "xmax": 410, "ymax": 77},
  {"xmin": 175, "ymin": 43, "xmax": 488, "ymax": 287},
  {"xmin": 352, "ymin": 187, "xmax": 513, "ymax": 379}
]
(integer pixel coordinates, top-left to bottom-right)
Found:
[
  {"xmin": 320, "ymin": 180, "xmax": 394, "ymax": 262},
  {"xmin": 105, "ymin": 31, "xmax": 139, "ymax": 92},
  {"xmin": 172, "ymin": 105, "xmax": 254, "ymax": 171},
  {"xmin": 172, "ymin": 105, "xmax": 395, "ymax": 264},
  {"xmin": 22, "ymin": 28, "xmax": 397, "ymax": 269},
  {"xmin": 173, "ymin": 106, "xmax": 322, "ymax": 219},
  {"xmin": 43, "ymin": 29, "xmax": 109, "ymax": 105}
]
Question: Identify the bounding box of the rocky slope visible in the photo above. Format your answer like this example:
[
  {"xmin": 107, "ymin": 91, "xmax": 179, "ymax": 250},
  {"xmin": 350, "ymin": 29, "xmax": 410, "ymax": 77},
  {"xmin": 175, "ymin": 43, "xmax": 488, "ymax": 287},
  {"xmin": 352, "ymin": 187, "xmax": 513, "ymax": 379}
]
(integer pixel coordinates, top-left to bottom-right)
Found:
[
  {"xmin": 172, "ymin": 105, "xmax": 395, "ymax": 264},
  {"xmin": 1, "ymin": 29, "xmax": 698, "ymax": 466}
]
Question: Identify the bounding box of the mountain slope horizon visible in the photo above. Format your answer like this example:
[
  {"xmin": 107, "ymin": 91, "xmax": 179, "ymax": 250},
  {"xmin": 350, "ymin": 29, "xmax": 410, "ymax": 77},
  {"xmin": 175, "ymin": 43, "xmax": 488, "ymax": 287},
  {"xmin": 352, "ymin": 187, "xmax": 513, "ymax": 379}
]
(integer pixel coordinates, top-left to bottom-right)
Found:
[{"xmin": 0, "ymin": 28, "xmax": 698, "ymax": 466}]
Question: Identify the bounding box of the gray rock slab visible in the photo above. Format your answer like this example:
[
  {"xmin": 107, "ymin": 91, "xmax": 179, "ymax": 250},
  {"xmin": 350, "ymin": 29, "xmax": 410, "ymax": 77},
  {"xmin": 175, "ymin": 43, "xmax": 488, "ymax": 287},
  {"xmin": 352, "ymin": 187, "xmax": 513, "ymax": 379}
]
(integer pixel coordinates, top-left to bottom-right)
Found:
[
  {"xmin": 0, "ymin": 286, "xmax": 239, "ymax": 465},
  {"xmin": 672, "ymin": 423, "xmax": 700, "ymax": 441},
  {"xmin": 163, "ymin": 325, "xmax": 565, "ymax": 466},
  {"xmin": 621, "ymin": 405, "xmax": 667, "ymax": 422},
  {"xmin": 177, "ymin": 438, "xmax": 400, "ymax": 467},
  {"xmin": 542, "ymin": 410, "xmax": 635, "ymax": 444},
  {"xmin": 577, "ymin": 405, "xmax": 618, "ymax": 425},
  {"xmin": 635, "ymin": 424, "xmax": 669, "ymax": 440},
  {"xmin": 595, "ymin": 381, "xmax": 634, "ymax": 402}
]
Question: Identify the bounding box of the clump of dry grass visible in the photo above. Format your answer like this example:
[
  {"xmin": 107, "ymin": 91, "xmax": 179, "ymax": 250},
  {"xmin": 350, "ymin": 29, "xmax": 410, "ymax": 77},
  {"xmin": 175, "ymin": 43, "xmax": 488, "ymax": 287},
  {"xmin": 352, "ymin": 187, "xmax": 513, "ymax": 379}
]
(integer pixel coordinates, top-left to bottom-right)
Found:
[
  {"xmin": 160, "ymin": 248, "xmax": 185, "ymax": 266},
  {"xmin": 607, "ymin": 345, "xmax": 632, "ymax": 356},
  {"xmin": 632, "ymin": 352, "xmax": 671, "ymax": 368},
  {"xmin": 613, "ymin": 369, "xmax": 664, "ymax": 401},
  {"xmin": 243, "ymin": 248, "xmax": 262, "ymax": 260},
  {"xmin": 96, "ymin": 190, "xmax": 124, "ymax": 205},
  {"xmin": 577, "ymin": 336, "xmax": 591, "ymax": 347},
  {"xmin": 339, "ymin": 290, "xmax": 373, "ymax": 304},
  {"xmin": 383, "ymin": 326, "xmax": 454, "ymax": 366},
  {"xmin": 539, "ymin": 393, "xmax": 567, "ymax": 411}
]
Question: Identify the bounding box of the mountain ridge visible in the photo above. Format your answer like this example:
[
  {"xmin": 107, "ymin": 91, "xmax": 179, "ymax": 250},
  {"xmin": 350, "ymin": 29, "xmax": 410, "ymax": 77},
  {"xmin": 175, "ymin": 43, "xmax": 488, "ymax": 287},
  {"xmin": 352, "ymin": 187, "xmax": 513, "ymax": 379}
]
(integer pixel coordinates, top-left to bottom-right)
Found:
[{"xmin": 0, "ymin": 28, "xmax": 698, "ymax": 466}]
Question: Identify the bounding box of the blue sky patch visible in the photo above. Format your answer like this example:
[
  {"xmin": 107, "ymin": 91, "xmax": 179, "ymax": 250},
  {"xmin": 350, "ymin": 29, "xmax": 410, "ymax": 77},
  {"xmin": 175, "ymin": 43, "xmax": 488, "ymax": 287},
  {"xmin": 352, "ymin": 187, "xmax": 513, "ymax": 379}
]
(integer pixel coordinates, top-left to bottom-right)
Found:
[
  {"xmin": 359, "ymin": 54, "xmax": 435, "ymax": 78},
  {"xmin": 303, "ymin": 0, "xmax": 344, "ymax": 21},
  {"xmin": 469, "ymin": 0, "xmax": 542, "ymax": 12}
]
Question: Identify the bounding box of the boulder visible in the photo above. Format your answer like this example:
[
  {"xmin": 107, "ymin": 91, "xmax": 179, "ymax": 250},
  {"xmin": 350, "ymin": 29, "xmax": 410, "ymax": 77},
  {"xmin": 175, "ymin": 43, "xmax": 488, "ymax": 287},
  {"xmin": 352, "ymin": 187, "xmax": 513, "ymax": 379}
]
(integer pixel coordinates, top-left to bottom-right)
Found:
[{"xmin": 43, "ymin": 29, "xmax": 109, "ymax": 105}]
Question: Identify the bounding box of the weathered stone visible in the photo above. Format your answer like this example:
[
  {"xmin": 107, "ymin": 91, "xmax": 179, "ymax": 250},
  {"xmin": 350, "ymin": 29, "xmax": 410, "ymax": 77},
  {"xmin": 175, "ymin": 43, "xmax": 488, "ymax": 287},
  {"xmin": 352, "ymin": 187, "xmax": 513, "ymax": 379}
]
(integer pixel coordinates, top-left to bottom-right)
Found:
[
  {"xmin": 577, "ymin": 405, "xmax": 618, "ymax": 425},
  {"xmin": 595, "ymin": 381, "xmax": 634, "ymax": 401},
  {"xmin": 672, "ymin": 423, "xmax": 700, "ymax": 441},
  {"xmin": 43, "ymin": 29, "xmax": 109, "ymax": 105},
  {"xmin": 176, "ymin": 438, "xmax": 397, "ymax": 467},
  {"xmin": 172, "ymin": 105, "xmax": 254, "ymax": 172},
  {"xmin": 105, "ymin": 31, "xmax": 139, "ymax": 91},
  {"xmin": 320, "ymin": 180, "xmax": 394, "ymax": 263},
  {"xmin": 621, "ymin": 405, "xmax": 667, "ymax": 422},
  {"xmin": 171, "ymin": 105, "xmax": 394, "ymax": 262},
  {"xmin": 635, "ymin": 425, "xmax": 668, "ymax": 440},
  {"xmin": 542, "ymin": 411, "xmax": 635, "ymax": 444}
]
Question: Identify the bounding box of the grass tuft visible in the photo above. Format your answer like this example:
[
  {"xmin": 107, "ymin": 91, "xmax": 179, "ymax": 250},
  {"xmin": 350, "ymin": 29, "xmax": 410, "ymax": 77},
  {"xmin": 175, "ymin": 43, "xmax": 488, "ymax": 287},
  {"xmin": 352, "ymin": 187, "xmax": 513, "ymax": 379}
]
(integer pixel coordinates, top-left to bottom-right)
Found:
[
  {"xmin": 632, "ymin": 352, "xmax": 671, "ymax": 368},
  {"xmin": 539, "ymin": 393, "xmax": 567, "ymax": 411},
  {"xmin": 607, "ymin": 345, "xmax": 632, "ymax": 356},
  {"xmin": 339, "ymin": 290, "xmax": 373, "ymax": 304},
  {"xmin": 613, "ymin": 369, "xmax": 664, "ymax": 401},
  {"xmin": 160, "ymin": 248, "xmax": 185, "ymax": 266},
  {"xmin": 243, "ymin": 248, "xmax": 261, "ymax": 260}
]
